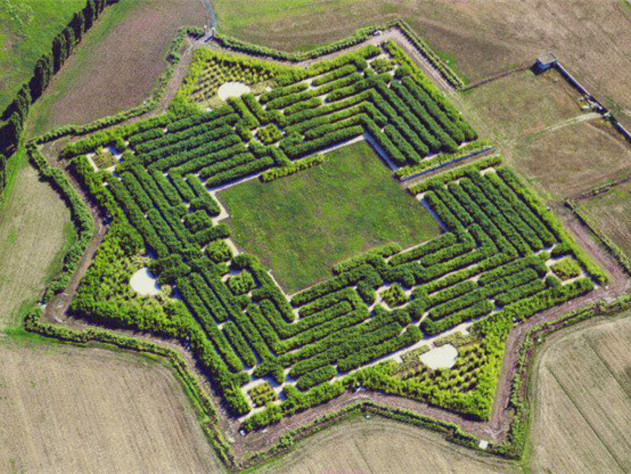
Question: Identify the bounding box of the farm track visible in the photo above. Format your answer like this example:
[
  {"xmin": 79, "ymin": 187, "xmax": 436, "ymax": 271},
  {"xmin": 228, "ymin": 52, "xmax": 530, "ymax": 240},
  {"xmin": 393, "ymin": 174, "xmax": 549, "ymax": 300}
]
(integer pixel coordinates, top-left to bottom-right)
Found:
[
  {"xmin": 40, "ymin": 157, "xmax": 107, "ymax": 324},
  {"xmin": 32, "ymin": 27, "xmax": 631, "ymax": 465}
]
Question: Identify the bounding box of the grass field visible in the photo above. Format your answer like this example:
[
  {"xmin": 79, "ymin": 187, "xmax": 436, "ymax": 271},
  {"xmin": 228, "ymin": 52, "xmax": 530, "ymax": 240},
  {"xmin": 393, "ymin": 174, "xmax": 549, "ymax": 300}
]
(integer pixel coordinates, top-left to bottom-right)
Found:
[
  {"xmin": 219, "ymin": 141, "xmax": 441, "ymax": 293},
  {"xmin": 0, "ymin": 0, "xmax": 85, "ymax": 112},
  {"xmin": 510, "ymin": 119, "xmax": 631, "ymax": 200},
  {"xmin": 0, "ymin": 334, "xmax": 219, "ymax": 473},
  {"xmin": 530, "ymin": 311, "xmax": 631, "ymax": 472},
  {"xmin": 462, "ymin": 70, "xmax": 581, "ymax": 145},
  {"xmin": 213, "ymin": 0, "xmax": 631, "ymax": 125},
  {"xmin": 579, "ymin": 180, "xmax": 631, "ymax": 261},
  {"xmin": 27, "ymin": 0, "xmax": 208, "ymax": 136},
  {"xmin": 263, "ymin": 417, "xmax": 518, "ymax": 473},
  {"xmin": 0, "ymin": 159, "xmax": 72, "ymax": 329},
  {"xmin": 461, "ymin": 69, "xmax": 631, "ymax": 200}
]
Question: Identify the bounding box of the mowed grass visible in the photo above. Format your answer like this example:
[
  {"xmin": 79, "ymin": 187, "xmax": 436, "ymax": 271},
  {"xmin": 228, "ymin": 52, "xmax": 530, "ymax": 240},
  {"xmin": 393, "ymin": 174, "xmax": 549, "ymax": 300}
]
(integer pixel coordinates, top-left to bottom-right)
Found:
[
  {"xmin": 0, "ymin": 335, "xmax": 219, "ymax": 473},
  {"xmin": 530, "ymin": 311, "xmax": 631, "ymax": 472},
  {"xmin": 0, "ymin": 160, "xmax": 73, "ymax": 329},
  {"xmin": 579, "ymin": 180, "xmax": 631, "ymax": 260},
  {"xmin": 219, "ymin": 141, "xmax": 441, "ymax": 293},
  {"xmin": 0, "ymin": 0, "xmax": 85, "ymax": 111},
  {"xmin": 262, "ymin": 417, "xmax": 518, "ymax": 473}
]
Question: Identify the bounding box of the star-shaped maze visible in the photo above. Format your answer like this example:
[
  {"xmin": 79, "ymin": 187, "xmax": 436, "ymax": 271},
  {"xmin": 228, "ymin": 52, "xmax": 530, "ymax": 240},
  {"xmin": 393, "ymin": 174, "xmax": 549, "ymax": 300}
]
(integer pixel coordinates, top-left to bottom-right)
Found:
[{"xmin": 63, "ymin": 39, "xmax": 603, "ymax": 429}]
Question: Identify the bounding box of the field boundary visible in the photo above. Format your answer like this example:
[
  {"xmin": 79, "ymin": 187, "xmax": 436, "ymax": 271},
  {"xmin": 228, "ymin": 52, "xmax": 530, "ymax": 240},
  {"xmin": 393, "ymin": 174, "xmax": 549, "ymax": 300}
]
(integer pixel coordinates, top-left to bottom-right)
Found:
[{"xmin": 565, "ymin": 200, "xmax": 631, "ymax": 276}]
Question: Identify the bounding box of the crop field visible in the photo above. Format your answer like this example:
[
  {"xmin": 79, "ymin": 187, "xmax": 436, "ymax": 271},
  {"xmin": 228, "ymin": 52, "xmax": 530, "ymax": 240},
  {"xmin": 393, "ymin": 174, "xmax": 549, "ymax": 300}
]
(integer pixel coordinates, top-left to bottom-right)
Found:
[
  {"xmin": 462, "ymin": 70, "xmax": 581, "ymax": 145},
  {"xmin": 0, "ymin": 336, "xmax": 219, "ymax": 473},
  {"xmin": 0, "ymin": 0, "xmax": 85, "ymax": 112},
  {"xmin": 262, "ymin": 416, "xmax": 518, "ymax": 473},
  {"xmin": 461, "ymin": 69, "xmax": 631, "ymax": 200},
  {"xmin": 530, "ymin": 311, "xmax": 631, "ymax": 472},
  {"xmin": 27, "ymin": 0, "xmax": 208, "ymax": 136},
  {"xmin": 0, "ymin": 161, "xmax": 72, "ymax": 328},
  {"xmin": 219, "ymin": 141, "xmax": 441, "ymax": 293},
  {"xmin": 578, "ymin": 180, "xmax": 631, "ymax": 260},
  {"xmin": 47, "ymin": 38, "xmax": 605, "ymax": 439},
  {"xmin": 511, "ymin": 119, "xmax": 631, "ymax": 200}
]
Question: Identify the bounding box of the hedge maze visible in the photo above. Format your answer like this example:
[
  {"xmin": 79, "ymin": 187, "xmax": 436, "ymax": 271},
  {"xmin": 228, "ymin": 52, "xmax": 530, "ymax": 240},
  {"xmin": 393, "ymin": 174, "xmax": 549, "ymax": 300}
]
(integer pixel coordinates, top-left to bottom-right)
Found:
[{"xmin": 59, "ymin": 39, "xmax": 604, "ymax": 432}]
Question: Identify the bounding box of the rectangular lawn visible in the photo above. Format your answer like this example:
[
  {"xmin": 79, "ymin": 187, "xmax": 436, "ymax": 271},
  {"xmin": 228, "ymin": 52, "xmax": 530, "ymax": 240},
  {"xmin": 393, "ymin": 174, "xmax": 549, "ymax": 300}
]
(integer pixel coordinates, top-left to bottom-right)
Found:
[{"xmin": 218, "ymin": 141, "xmax": 442, "ymax": 294}]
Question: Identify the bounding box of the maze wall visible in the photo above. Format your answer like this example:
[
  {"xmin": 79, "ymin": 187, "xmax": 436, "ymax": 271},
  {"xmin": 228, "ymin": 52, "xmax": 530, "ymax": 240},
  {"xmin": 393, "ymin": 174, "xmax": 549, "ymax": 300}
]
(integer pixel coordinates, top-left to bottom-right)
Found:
[{"xmin": 62, "ymin": 40, "xmax": 603, "ymax": 429}]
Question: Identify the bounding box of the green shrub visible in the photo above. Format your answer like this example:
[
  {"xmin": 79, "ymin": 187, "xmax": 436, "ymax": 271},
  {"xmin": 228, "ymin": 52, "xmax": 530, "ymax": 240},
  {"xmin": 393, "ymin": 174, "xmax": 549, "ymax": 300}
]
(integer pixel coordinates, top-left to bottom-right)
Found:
[
  {"xmin": 381, "ymin": 283, "xmax": 408, "ymax": 308},
  {"xmin": 550, "ymin": 257, "xmax": 582, "ymax": 281}
]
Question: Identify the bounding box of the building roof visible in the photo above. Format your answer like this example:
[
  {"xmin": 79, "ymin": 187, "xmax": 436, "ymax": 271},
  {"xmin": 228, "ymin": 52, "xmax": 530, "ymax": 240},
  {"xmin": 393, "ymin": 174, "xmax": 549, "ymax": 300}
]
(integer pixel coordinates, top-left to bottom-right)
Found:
[{"xmin": 537, "ymin": 52, "xmax": 558, "ymax": 65}]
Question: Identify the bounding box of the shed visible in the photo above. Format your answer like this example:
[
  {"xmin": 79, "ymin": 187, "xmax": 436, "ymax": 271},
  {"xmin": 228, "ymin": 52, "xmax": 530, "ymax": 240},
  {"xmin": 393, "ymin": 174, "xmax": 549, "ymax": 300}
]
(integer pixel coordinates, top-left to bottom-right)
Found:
[{"xmin": 533, "ymin": 53, "xmax": 558, "ymax": 74}]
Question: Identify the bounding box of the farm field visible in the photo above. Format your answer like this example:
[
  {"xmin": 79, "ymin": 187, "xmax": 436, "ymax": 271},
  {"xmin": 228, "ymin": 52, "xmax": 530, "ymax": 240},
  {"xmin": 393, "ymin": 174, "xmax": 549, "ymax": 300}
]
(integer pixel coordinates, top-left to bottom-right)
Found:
[
  {"xmin": 27, "ymin": 0, "xmax": 209, "ymax": 136},
  {"xmin": 510, "ymin": 119, "xmax": 631, "ymax": 200},
  {"xmin": 578, "ymin": 181, "xmax": 631, "ymax": 260},
  {"xmin": 461, "ymin": 69, "xmax": 631, "ymax": 200},
  {"xmin": 0, "ymin": 160, "xmax": 72, "ymax": 328},
  {"xmin": 219, "ymin": 141, "xmax": 441, "ymax": 293},
  {"xmin": 262, "ymin": 416, "xmax": 519, "ymax": 473},
  {"xmin": 461, "ymin": 70, "xmax": 581, "ymax": 146},
  {"xmin": 213, "ymin": 0, "xmax": 631, "ymax": 127},
  {"xmin": 529, "ymin": 311, "xmax": 631, "ymax": 472},
  {"xmin": 0, "ymin": 335, "xmax": 220, "ymax": 473},
  {"xmin": 0, "ymin": 0, "xmax": 86, "ymax": 112}
]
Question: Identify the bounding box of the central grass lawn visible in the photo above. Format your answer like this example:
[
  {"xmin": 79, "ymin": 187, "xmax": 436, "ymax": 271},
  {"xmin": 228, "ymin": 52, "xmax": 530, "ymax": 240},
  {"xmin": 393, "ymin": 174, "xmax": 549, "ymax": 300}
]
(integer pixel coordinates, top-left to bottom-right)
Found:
[{"xmin": 219, "ymin": 141, "xmax": 441, "ymax": 294}]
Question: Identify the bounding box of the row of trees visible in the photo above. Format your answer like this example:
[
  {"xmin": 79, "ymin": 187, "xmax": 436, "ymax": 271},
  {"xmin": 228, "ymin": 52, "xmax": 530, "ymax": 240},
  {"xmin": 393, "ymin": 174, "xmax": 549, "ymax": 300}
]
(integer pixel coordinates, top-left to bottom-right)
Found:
[{"xmin": 0, "ymin": 0, "xmax": 116, "ymax": 160}]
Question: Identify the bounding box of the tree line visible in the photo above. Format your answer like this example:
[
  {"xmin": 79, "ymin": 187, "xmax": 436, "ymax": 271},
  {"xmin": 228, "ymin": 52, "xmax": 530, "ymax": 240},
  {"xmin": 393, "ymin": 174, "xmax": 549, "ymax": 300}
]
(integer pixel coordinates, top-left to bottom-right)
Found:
[{"xmin": 0, "ymin": 0, "xmax": 118, "ymax": 199}]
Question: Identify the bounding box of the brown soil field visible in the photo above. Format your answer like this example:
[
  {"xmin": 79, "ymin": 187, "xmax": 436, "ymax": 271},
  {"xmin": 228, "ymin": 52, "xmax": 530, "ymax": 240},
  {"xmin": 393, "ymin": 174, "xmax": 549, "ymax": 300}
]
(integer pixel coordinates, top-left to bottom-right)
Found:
[
  {"xmin": 510, "ymin": 118, "xmax": 631, "ymax": 200},
  {"xmin": 262, "ymin": 417, "xmax": 518, "ymax": 474},
  {"xmin": 530, "ymin": 311, "xmax": 631, "ymax": 473},
  {"xmin": 0, "ymin": 162, "xmax": 71, "ymax": 328},
  {"xmin": 28, "ymin": 0, "xmax": 209, "ymax": 135},
  {"xmin": 579, "ymin": 180, "xmax": 631, "ymax": 260},
  {"xmin": 214, "ymin": 0, "xmax": 631, "ymax": 126},
  {"xmin": 462, "ymin": 69, "xmax": 582, "ymax": 146},
  {"xmin": 0, "ymin": 336, "xmax": 220, "ymax": 473},
  {"xmin": 460, "ymin": 68, "xmax": 631, "ymax": 200}
]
